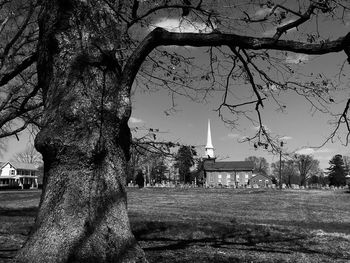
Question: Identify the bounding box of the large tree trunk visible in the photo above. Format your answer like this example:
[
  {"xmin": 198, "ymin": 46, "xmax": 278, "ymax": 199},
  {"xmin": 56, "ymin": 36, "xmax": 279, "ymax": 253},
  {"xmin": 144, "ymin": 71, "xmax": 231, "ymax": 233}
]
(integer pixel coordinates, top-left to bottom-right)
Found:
[{"xmin": 15, "ymin": 1, "xmax": 147, "ymax": 262}]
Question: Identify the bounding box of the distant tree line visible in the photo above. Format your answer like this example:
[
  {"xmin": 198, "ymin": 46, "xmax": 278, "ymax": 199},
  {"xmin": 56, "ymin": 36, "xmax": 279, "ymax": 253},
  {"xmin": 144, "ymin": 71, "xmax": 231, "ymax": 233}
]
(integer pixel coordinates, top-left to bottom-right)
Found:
[
  {"xmin": 126, "ymin": 144, "xmax": 349, "ymax": 188},
  {"xmin": 246, "ymin": 154, "xmax": 349, "ymax": 187}
]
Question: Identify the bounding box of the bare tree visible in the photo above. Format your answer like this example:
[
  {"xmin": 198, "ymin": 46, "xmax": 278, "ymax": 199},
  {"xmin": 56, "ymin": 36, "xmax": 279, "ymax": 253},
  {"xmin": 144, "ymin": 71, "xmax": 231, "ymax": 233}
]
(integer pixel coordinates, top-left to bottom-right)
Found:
[
  {"xmin": 342, "ymin": 155, "xmax": 350, "ymax": 174},
  {"xmin": 294, "ymin": 154, "xmax": 320, "ymax": 186},
  {"xmin": 0, "ymin": 1, "xmax": 348, "ymax": 262},
  {"xmin": 271, "ymin": 159, "xmax": 298, "ymax": 186},
  {"xmin": 12, "ymin": 144, "xmax": 42, "ymax": 165},
  {"xmin": 0, "ymin": 0, "xmax": 41, "ymax": 139},
  {"xmin": 127, "ymin": 126, "xmax": 180, "ymax": 183},
  {"xmin": 245, "ymin": 156, "xmax": 269, "ymax": 175}
]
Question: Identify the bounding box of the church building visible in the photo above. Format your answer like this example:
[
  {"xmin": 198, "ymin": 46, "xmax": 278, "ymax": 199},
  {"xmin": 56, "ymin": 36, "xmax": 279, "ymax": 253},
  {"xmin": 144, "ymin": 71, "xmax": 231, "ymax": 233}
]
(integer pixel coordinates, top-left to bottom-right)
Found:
[{"xmin": 203, "ymin": 120, "xmax": 254, "ymax": 188}]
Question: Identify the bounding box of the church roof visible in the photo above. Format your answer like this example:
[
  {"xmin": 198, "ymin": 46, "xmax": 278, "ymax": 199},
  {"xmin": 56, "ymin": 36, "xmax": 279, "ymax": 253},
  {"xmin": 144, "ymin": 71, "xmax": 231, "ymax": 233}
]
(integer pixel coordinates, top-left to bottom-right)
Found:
[
  {"xmin": 251, "ymin": 173, "xmax": 271, "ymax": 180},
  {"xmin": 204, "ymin": 161, "xmax": 254, "ymax": 171}
]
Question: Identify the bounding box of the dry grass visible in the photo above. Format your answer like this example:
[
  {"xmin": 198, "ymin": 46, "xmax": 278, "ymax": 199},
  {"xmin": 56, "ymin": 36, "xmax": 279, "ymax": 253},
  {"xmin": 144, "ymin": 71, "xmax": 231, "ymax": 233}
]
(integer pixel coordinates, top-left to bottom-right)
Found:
[
  {"xmin": 0, "ymin": 188, "xmax": 350, "ymax": 262},
  {"xmin": 0, "ymin": 190, "xmax": 39, "ymax": 262},
  {"xmin": 129, "ymin": 188, "xmax": 350, "ymax": 263}
]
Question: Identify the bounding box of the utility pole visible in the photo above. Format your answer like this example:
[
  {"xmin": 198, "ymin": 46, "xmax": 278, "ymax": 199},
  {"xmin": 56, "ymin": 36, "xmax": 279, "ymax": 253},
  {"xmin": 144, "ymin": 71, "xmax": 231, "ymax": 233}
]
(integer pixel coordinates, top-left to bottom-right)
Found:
[
  {"xmin": 147, "ymin": 164, "xmax": 150, "ymax": 186},
  {"xmin": 279, "ymin": 141, "xmax": 284, "ymax": 190}
]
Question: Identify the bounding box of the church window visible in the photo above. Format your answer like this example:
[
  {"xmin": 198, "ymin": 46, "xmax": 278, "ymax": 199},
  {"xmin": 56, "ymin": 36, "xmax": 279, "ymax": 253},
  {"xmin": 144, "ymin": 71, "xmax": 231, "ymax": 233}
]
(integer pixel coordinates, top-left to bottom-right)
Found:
[
  {"xmin": 209, "ymin": 174, "xmax": 214, "ymax": 182},
  {"xmin": 218, "ymin": 174, "xmax": 222, "ymax": 183}
]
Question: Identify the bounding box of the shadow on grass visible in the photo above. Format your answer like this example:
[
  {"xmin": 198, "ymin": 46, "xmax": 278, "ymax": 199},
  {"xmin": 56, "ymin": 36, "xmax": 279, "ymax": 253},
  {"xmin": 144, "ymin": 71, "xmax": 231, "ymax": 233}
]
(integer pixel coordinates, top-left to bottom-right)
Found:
[
  {"xmin": 0, "ymin": 207, "xmax": 38, "ymax": 261},
  {"xmin": 131, "ymin": 220, "xmax": 350, "ymax": 262},
  {"xmin": 252, "ymin": 219, "xmax": 350, "ymax": 234},
  {"xmin": 0, "ymin": 207, "xmax": 38, "ymax": 217}
]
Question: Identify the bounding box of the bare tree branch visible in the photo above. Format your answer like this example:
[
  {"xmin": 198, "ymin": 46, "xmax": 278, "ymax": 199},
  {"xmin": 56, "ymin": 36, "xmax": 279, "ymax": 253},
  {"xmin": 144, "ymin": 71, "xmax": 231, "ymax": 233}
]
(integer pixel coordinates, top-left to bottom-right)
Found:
[
  {"xmin": 1, "ymin": 2, "xmax": 35, "ymax": 63},
  {"xmin": 0, "ymin": 52, "xmax": 37, "ymax": 87}
]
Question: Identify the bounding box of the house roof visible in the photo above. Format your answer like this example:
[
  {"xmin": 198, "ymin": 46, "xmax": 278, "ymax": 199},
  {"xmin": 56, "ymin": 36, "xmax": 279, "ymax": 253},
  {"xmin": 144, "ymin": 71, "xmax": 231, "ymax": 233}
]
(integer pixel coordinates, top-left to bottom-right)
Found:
[
  {"xmin": 204, "ymin": 161, "xmax": 254, "ymax": 171},
  {"xmin": 251, "ymin": 173, "xmax": 272, "ymax": 181},
  {"xmin": 1, "ymin": 161, "xmax": 38, "ymax": 170}
]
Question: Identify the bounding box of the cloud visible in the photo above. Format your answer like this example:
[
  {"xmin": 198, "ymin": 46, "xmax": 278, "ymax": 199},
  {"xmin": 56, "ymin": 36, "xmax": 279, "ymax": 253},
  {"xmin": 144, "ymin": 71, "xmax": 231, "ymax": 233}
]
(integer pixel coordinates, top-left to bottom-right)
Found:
[
  {"xmin": 220, "ymin": 133, "xmax": 240, "ymax": 141},
  {"xmin": 262, "ymin": 29, "xmax": 275, "ymax": 37},
  {"xmin": 264, "ymin": 83, "xmax": 278, "ymax": 92},
  {"xmin": 129, "ymin": 117, "xmax": 144, "ymax": 124},
  {"xmin": 345, "ymin": 14, "xmax": 350, "ymax": 27},
  {"xmin": 240, "ymin": 136, "xmax": 250, "ymax": 141},
  {"xmin": 279, "ymin": 136, "xmax": 293, "ymax": 141},
  {"xmin": 295, "ymin": 148, "xmax": 315, "ymax": 155},
  {"xmin": 227, "ymin": 133, "xmax": 239, "ymax": 139},
  {"xmin": 315, "ymin": 148, "xmax": 334, "ymax": 154},
  {"xmin": 279, "ymin": 19, "xmax": 297, "ymax": 28},
  {"xmin": 286, "ymin": 54, "xmax": 309, "ymax": 64},
  {"xmin": 255, "ymin": 8, "xmax": 273, "ymax": 18},
  {"xmin": 252, "ymin": 125, "xmax": 271, "ymax": 132},
  {"xmin": 152, "ymin": 17, "xmax": 214, "ymax": 33},
  {"xmin": 295, "ymin": 147, "xmax": 334, "ymax": 155}
]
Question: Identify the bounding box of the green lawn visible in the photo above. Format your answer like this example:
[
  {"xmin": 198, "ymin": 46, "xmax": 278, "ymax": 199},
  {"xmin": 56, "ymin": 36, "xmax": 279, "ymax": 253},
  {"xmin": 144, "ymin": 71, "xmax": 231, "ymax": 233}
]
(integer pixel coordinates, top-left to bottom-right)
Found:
[{"xmin": 1, "ymin": 188, "xmax": 350, "ymax": 262}]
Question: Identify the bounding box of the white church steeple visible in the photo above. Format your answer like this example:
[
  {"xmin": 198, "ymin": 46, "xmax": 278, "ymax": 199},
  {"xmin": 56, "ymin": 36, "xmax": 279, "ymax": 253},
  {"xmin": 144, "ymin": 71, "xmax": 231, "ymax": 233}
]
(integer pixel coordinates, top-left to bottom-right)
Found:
[{"xmin": 205, "ymin": 119, "xmax": 215, "ymax": 159}]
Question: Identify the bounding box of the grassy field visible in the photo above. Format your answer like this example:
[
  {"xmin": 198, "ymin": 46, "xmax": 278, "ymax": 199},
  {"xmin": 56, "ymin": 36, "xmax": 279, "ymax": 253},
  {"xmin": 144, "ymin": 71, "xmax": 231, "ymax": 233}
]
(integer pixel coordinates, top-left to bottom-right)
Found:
[{"xmin": 0, "ymin": 188, "xmax": 350, "ymax": 262}]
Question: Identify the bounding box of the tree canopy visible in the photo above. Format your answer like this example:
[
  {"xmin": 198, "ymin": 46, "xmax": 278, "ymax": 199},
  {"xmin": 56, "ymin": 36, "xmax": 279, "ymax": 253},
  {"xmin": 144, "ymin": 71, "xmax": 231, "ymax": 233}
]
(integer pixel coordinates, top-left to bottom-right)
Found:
[
  {"xmin": 175, "ymin": 145, "xmax": 195, "ymax": 183},
  {"xmin": 0, "ymin": 0, "xmax": 40, "ymax": 139},
  {"xmin": 327, "ymin": 154, "xmax": 347, "ymax": 186},
  {"xmin": 271, "ymin": 154, "xmax": 321, "ymax": 186},
  {"xmin": 2, "ymin": 1, "xmax": 350, "ymax": 149},
  {"xmin": 271, "ymin": 159, "xmax": 299, "ymax": 186},
  {"xmin": 245, "ymin": 156, "xmax": 269, "ymax": 175},
  {"xmin": 294, "ymin": 154, "xmax": 320, "ymax": 186}
]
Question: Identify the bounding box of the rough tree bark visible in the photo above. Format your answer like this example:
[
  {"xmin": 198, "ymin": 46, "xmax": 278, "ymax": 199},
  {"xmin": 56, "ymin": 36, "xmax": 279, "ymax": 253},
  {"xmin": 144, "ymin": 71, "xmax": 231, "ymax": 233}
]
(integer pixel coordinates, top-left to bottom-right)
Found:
[{"xmin": 15, "ymin": 1, "xmax": 147, "ymax": 262}]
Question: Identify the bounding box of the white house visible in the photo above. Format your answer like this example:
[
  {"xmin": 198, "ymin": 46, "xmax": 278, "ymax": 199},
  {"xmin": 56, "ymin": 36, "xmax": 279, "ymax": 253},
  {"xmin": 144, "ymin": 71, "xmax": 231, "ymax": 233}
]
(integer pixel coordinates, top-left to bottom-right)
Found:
[
  {"xmin": 346, "ymin": 174, "xmax": 350, "ymax": 185},
  {"xmin": 0, "ymin": 161, "xmax": 39, "ymax": 189}
]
